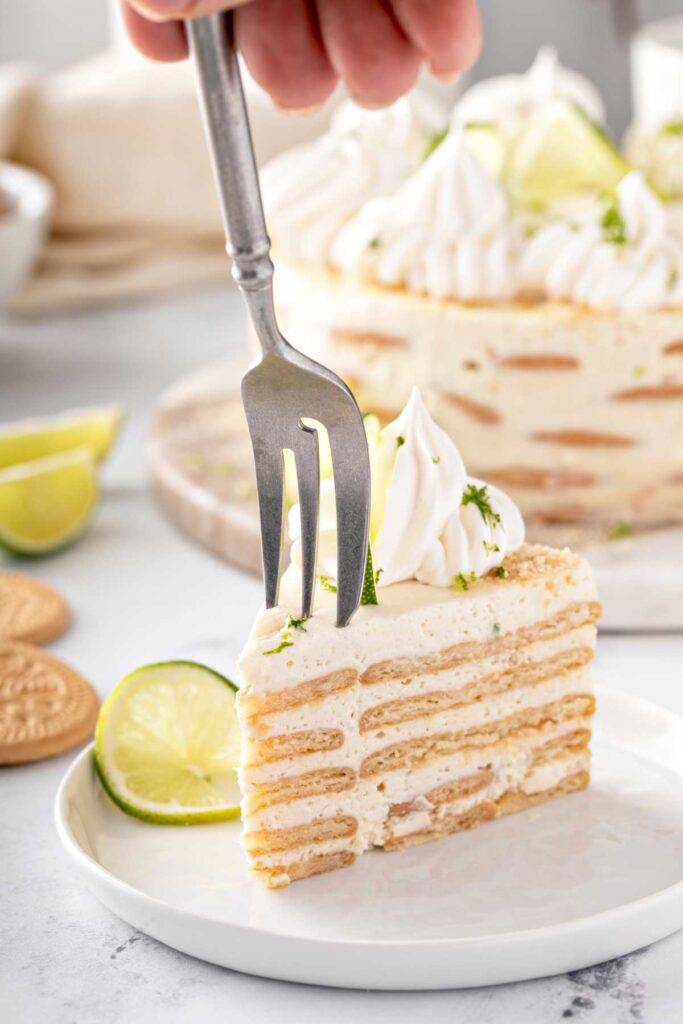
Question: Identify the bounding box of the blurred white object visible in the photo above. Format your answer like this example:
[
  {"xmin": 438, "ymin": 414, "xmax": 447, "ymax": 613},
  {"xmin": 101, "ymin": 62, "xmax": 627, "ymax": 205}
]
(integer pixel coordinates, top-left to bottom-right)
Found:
[
  {"xmin": 12, "ymin": 50, "xmax": 339, "ymax": 234},
  {"xmin": 631, "ymin": 17, "xmax": 683, "ymax": 133},
  {"xmin": 0, "ymin": 161, "xmax": 52, "ymax": 307}
]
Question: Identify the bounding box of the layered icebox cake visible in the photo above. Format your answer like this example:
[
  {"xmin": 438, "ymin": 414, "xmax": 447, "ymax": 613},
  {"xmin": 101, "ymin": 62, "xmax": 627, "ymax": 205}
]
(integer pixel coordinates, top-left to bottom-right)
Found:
[
  {"xmin": 260, "ymin": 48, "xmax": 683, "ymax": 530},
  {"xmin": 237, "ymin": 391, "xmax": 600, "ymax": 887}
]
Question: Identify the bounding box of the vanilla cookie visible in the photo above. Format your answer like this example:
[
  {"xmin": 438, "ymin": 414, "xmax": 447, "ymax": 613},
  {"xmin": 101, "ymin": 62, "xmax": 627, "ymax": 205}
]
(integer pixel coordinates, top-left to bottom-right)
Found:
[
  {"xmin": 0, "ymin": 572, "xmax": 70, "ymax": 644},
  {"xmin": 0, "ymin": 642, "xmax": 99, "ymax": 764}
]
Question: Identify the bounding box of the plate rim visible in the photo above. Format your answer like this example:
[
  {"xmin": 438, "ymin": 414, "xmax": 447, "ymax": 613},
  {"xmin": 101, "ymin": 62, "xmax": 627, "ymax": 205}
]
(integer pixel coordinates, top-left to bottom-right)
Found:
[{"xmin": 56, "ymin": 685, "xmax": 683, "ymax": 956}]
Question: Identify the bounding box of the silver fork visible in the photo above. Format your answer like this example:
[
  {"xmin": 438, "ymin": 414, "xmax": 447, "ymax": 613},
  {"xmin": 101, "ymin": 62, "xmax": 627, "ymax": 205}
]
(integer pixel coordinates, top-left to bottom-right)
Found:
[{"xmin": 187, "ymin": 13, "xmax": 371, "ymax": 627}]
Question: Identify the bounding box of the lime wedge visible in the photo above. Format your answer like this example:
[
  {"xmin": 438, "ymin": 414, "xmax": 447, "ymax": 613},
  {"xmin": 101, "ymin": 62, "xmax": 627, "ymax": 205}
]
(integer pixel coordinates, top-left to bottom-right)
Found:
[
  {"xmin": 94, "ymin": 661, "xmax": 241, "ymax": 824},
  {"xmin": 465, "ymin": 123, "xmax": 507, "ymax": 179},
  {"xmin": 506, "ymin": 99, "xmax": 630, "ymax": 206},
  {"xmin": 0, "ymin": 448, "xmax": 98, "ymax": 555},
  {"xmin": 0, "ymin": 405, "xmax": 123, "ymax": 470}
]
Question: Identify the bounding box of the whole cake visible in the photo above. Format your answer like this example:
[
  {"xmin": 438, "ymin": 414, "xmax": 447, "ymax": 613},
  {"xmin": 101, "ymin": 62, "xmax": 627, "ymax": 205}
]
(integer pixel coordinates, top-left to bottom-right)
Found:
[
  {"xmin": 237, "ymin": 391, "xmax": 600, "ymax": 887},
  {"xmin": 261, "ymin": 51, "xmax": 683, "ymax": 531}
]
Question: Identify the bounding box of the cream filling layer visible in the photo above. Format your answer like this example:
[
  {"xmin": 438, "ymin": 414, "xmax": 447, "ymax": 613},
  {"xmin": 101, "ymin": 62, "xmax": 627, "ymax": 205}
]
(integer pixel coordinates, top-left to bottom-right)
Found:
[
  {"xmin": 243, "ymin": 707, "xmax": 591, "ymax": 834},
  {"xmin": 386, "ymin": 748, "xmax": 590, "ymax": 840},
  {"xmin": 241, "ymin": 624, "xmax": 595, "ymax": 741},
  {"xmin": 251, "ymin": 834, "xmax": 359, "ymax": 871},
  {"xmin": 238, "ymin": 563, "xmax": 596, "ymax": 697},
  {"xmin": 241, "ymin": 664, "xmax": 592, "ymax": 788}
]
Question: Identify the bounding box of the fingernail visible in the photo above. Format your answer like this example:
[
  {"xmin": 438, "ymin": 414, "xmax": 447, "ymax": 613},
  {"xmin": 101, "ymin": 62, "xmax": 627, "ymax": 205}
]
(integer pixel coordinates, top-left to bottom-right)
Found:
[
  {"xmin": 428, "ymin": 62, "xmax": 462, "ymax": 84},
  {"xmin": 138, "ymin": 0, "xmax": 194, "ymax": 17},
  {"xmin": 273, "ymin": 101, "xmax": 326, "ymax": 116}
]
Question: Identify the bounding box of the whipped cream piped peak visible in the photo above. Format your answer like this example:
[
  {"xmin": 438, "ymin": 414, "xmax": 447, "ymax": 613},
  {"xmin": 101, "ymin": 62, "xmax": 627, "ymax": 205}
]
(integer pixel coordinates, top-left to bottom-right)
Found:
[
  {"xmin": 261, "ymin": 92, "xmax": 447, "ymax": 265},
  {"xmin": 519, "ymin": 171, "xmax": 683, "ymax": 310},
  {"xmin": 456, "ymin": 46, "xmax": 605, "ymax": 135},
  {"xmin": 331, "ymin": 123, "xmax": 517, "ymax": 301},
  {"xmin": 288, "ymin": 389, "xmax": 524, "ymax": 594}
]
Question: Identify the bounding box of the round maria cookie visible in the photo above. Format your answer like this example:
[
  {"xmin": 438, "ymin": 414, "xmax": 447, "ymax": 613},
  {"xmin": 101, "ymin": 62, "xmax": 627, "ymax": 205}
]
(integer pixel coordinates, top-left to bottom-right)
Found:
[
  {"xmin": 0, "ymin": 642, "xmax": 99, "ymax": 764},
  {"xmin": 0, "ymin": 571, "xmax": 70, "ymax": 645}
]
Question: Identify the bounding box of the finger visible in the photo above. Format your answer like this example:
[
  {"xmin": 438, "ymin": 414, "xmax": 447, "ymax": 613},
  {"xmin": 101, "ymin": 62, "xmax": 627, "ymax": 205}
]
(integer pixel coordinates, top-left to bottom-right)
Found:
[
  {"xmin": 121, "ymin": 2, "xmax": 188, "ymax": 60},
  {"xmin": 316, "ymin": 0, "xmax": 422, "ymax": 108},
  {"xmin": 391, "ymin": 0, "xmax": 482, "ymax": 77},
  {"xmin": 235, "ymin": 0, "xmax": 338, "ymax": 110},
  {"xmin": 127, "ymin": 0, "xmax": 253, "ymax": 24}
]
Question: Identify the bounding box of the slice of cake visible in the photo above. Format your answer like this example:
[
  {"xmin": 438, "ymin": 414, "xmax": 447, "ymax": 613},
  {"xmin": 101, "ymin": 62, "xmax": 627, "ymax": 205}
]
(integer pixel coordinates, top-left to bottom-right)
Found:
[{"xmin": 237, "ymin": 391, "xmax": 600, "ymax": 887}]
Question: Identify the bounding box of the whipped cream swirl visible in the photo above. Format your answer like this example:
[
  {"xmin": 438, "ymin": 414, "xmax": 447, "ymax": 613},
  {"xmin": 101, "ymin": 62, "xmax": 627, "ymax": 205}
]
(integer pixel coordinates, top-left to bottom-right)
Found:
[
  {"xmin": 289, "ymin": 389, "xmax": 524, "ymax": 590},
  {"xmin": 330, "ymin": 124, "xmax": 517, "ymax": 300},
  {"xmin": 456, "ymin": 46, "xmax": 605, "ymax": 135},
  {"xmin": 260, "ymin": 93, "xmax": 447, "ymax": 265},
  {"xmin": 519, "ymin": 171, "xmax": 683, "ymax": 310}
]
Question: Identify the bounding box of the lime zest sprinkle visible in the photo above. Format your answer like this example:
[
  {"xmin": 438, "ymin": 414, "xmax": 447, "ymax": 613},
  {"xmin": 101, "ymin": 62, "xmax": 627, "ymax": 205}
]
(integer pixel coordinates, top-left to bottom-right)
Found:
[
  {"xmin": 396, "ymin": 435, "xmax": 406, "ymax": 448},
  {"xmin": 483, "ymin": 541, "xmax": 500, "ymax": 554},
  {"xmin": 493, "ymin": 622, "xmax": 501, "ymax": 635},
  {"xmin": 424, "ymin": 127, "xmax": 448, "ymax": 160},
  {"xmin": 432, "ymin": 455, "xmax": 441, "ymax": 464},
  {"xmin": 369, "ymin": 235, "xmax": 381, "ymax": 250},
  {"xmin": 661, "ymin": 118, "xmax": 683, "ymax": 137},
  {"xmin": 286, "ymin": 615, "xmax": 308, "ymax": 632},
  {"xmin": 320, "ymin": 575, "xmax": 337, "ymax": 593},
  {"xmin": 493, "ymin": 565, "xmax": 509, "ymax": 579},
  {"xmin": 608, "ymin": 521, "xmax": 632, "ymax": 541},
  {"xmin": 263, "ymin": 640, "xmax": 294, "ymax": 656},
  {"xmin": 461, "ymin": 483, "xmax": 502, "ymax": 528},
  {"xmin": 600, "ymin": 197, "xmax": 628, "ymax": 247},
  {"xmin": 453, "ymin": 572, "xmax": 478, "ymax": 592},
  {"xmin": 668, "ymin": 266, "xmax": 680, "ymax": 291}
]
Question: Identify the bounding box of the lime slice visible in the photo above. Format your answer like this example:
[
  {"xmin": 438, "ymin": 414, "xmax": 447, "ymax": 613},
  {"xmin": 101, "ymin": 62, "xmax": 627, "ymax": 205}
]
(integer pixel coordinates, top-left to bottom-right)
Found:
[
  {"xmin": 94, "ymin": 661, "xmax": 241, "ymax": 824},
  {"xmin": 0, "ymin": 404, "xmax": 123, "ymax": 470},
  {"xmin": 465, "ymin": 123, "xmax": 507, "ymax": 179},
  {"xmin": 0, "ymin": 448, "xmax": 98, "ymax": 555},
  {"xmin": 506, "ymin": 99, "xmax": 630, "ymax": 206}
]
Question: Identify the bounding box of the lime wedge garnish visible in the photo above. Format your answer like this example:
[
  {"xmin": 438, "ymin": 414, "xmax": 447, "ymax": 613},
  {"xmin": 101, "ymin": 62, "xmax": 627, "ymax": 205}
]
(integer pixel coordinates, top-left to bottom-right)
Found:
[
  {"xmin": 464, "ymin": 123, "xmax": 507, "ymax": 179},
  {"xmin": 506, "ymin": 99, "xmax": 630, "ymax": 206},
  {"xmin": 0, "ymin": 448, "xmax": 98, "ymax": 555},
  {"xmin": 95, "ymin": 661, "xmax": 241, "ymax": 824},
  {"xmin": 0, "ymin": 405, "xmax": 123, "ymax": 471},
  {"xmin": 361, "ymin": 545, "xmax": 379, "ymax": 606}
]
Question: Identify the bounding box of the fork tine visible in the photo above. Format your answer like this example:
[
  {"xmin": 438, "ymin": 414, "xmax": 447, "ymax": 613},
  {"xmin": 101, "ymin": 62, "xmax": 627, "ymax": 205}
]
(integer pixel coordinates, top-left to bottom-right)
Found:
[
  {"xmin": 250, "ymin": 439, "xmax": 285, "ymax": 608},
  {"xmin": 292, "ymin": 423, "xmax": 320, "ymax": 619},
  {"xmin": 328, "ymin": 425, "xmax": 371, "ymax": 628}
]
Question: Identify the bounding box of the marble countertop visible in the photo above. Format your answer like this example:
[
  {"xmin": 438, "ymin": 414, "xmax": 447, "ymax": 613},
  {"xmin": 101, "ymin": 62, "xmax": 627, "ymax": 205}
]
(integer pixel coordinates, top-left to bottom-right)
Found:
[{"xmin": 1, "ymin": 288, "xmax": 682, "ymax": 1024}]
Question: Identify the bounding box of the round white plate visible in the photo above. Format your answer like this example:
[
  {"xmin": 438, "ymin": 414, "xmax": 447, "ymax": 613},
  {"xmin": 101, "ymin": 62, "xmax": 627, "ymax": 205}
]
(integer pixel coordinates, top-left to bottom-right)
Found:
[{"xmin": 56, "ymin": 687, "xmax": 683, "ymax": 990}]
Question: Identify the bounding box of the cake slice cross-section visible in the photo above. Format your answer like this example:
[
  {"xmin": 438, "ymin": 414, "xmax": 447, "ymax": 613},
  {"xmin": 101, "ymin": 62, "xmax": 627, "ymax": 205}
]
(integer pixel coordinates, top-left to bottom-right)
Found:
[
  {"xmin": 237, "ymin": 388, "xmax": 600, "ymax": 887},
  {"xmin": 237, "ymin": 543, "xmax": 599, "ymax": 888}
]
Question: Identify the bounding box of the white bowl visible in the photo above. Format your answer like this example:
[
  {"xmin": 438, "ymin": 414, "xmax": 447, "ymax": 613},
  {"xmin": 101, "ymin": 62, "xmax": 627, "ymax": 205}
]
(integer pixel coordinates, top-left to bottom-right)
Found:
[
  {"xmin": 0, "ymin": 161, "xmax": 53, "ymax": 308},
  {"xmin": 631, "ymin": 17, "xmax": 683, "ymax": 132}
]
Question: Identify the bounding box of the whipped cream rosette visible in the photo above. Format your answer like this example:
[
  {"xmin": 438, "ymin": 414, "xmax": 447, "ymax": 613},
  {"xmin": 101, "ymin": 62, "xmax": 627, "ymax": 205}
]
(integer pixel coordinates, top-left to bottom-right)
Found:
[
  {"xmin": 288, "ymin": 389, "xmax": 524, "ymax": 591},
  {"xmin": 519, "ymin": 171, "xmax": 683, "ymax": 310},
  {"xmin": 260, "ymin": 92, "xmax": 447, "ymax": 265},
  {"xmin": 330, "ymin": 124, "xmax": 518, "ymax": 301}
]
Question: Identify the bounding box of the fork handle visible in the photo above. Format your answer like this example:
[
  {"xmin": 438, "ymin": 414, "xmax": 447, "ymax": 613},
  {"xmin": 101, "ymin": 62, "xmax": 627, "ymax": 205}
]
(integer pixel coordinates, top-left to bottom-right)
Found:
[{"xmin": 187, "ymin": 14, "xmax": 274, "ymax": 296}]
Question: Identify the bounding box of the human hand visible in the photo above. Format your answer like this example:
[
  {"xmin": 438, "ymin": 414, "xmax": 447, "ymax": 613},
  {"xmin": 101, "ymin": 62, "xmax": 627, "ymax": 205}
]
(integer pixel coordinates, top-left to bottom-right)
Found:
[{"xmin": 121, "ymin": 0, "xmax": 481, "ymax": 110}]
